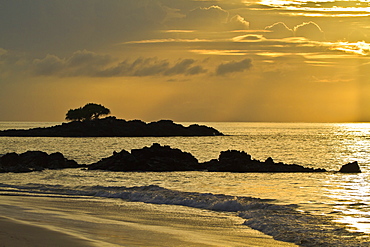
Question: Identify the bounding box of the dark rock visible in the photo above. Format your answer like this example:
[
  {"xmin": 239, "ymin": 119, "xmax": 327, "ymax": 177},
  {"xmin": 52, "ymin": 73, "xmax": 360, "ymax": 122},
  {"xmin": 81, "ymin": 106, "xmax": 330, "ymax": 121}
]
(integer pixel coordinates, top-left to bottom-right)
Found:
[
  {"xmin": 48, "ymin": 152, "xmax": 80, "ymax": 169},
  {"xmin": 0, "ymin": 146, "xmax": 329, "ymax": 173},
  {"xmin": 88, "ymin": 149, "xmax": 136, "ymax": 171},
  {"xmin": 201, "ymin": 150, "xmax": 326, "ymax": 173},
  {"xmin": 0, "ymin": 151, "xmax": 80, "ymax": 173},
  {"xmin": 203, "ymin": 150, "xmax": 253, "ymax": 172},
  {"xmin": 1, "ymin": 153, "xmax": 20, "ymax": 167},
  {"xmin": 265, "ymin": 157, "xmax": 274, "ymax": 165},
  {"xmin": 89, "ymin": 143, "xmax": 199, "ymax": 172},
  {"xmin": 131, "ymin": 143, "xmax": 199, "ymax": 171},
  {"xmin": 0, "ymin": 117, "xmax": 223, "ymax": 137},
  {"xmin": 90, "ymin": 146, "xmax": 328, "ymax": 173},
  {"xmin": 339, "ymin": 161, "xmax": 361, "ymax": 173}
]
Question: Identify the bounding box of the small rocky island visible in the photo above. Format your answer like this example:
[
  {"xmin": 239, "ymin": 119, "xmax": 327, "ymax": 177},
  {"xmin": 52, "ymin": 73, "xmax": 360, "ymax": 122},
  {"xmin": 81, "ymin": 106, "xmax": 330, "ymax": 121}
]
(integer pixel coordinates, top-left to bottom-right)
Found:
[
  {"xmin": 0, "ymin": 117, "xmax": 223, "ymax": 137},
  {"xmin": 0, "ymin": 103, "xmax": 223, "ymax": 137}
]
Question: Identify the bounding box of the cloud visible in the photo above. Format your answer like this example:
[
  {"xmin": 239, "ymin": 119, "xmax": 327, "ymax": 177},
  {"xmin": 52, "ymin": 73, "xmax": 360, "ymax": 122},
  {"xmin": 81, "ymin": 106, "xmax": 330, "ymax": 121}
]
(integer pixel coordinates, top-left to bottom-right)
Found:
[
  {"xmin": 31, "ymin": 51, "xmax": 208, "ymax": 77},
  {"xmin": 294, "ymin": 21, "xmax": 325, "ymax": 41},
  {"xmin": 0, "ymin": 48, "xmax": 7, "ymax": 57},
  {"xmin": 0, "ymin": 48, "xmax": 25, "ymax": 78},
  {"xmin": 32, "ymin": 50, "xmax": 114, "ymax": 77},
  {"xmin": 191, "ymin": 49, "xmax": 250, "ymax": 56},
  {"xmin": 125, "ymin": 38, "xmax": 210, "ymax": 44},
  {"xmin": 265, "ymin": 22, "xmax": 294, "ymax": 39},
  {"xmin": 186, "ymin": 65, "xmax": 207, "ymax": 75},
  {"xmin": 227, "ymin": 15, "xmax": 250, "ymax": 30},
  {"xmin": 66, "ymin": 50, "xmax": 112, "ymax": 67},
  {"xmin": 186, "ymin": 5, "xmax": 229, "ymax": 27},
  {"xmin": 232, "ymin": 34, "xmax": 265, "ymax": 42},
  {"xmin": 216, "ymin": 58, "xmax": 253, "ymax": 75},
  {"xmin": 100, "ymin": 57, "xmax": 207, "ymax": 77},
  {"xmin": 173, "ymin": 5, "xmax": 250, "ymax": 31},
  {"xmin": 164, "ymin": 59, "xmax": 206, "ymax": 75},
  {"xmin": 260, "ymin": 0, "xmax": 370, "ymax": 18},
  {"xmin": 264, "ymin": 21, "xmax": 324, "ymax": 41},
  {"xmin": 33, "ymin": 55, "xmax": 66, "ymax": 76}
]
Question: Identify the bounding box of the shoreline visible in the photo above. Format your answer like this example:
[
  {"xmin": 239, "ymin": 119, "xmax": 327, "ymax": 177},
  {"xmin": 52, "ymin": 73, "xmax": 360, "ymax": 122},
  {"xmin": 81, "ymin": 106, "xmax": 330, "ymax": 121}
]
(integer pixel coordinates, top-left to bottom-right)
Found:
[{"xmin": 0, "ymin": 194, "xmax": 297, "ymax": 246}]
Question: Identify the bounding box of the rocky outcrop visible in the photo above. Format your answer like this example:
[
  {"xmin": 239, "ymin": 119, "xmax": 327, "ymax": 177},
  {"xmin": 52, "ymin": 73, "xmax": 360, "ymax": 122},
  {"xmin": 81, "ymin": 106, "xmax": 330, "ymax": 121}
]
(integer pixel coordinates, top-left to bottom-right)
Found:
[
  {"xmin": 339, "ymin": 161, "xmax": 361, "ymax": 173},
  {"xmin": 0, "ymin": 151, "xmax": 81, "ymax": 173},
  {"xmin": 2, "ymin": 145, "xmax": 357, "ymax": 173},
  {"xmin": 88, "ymin": 143, "xmax": 199, "ymax": 171},
  {"xmin": 89, "ymin": 145, "xmax": 327, "ymax": 173},
  {"xmin": 200, "ymin": 150, "xmax": 327, "ymax": 172},
  {"xmin": 0, "ymin": 117, "xmax": 223, "ymax": 137}
]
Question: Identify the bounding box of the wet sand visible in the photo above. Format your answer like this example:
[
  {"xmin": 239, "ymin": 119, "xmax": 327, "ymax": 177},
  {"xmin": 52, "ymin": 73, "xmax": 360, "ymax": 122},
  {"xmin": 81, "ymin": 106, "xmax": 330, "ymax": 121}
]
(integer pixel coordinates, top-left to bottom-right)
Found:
[{"xmin": 0, "ymin": 194, "xmax": 297, "ymax": 246}]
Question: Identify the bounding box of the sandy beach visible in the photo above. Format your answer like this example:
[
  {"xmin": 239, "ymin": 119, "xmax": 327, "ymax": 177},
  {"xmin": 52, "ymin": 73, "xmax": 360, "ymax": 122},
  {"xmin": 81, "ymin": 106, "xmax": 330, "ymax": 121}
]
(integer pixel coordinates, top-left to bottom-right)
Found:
[
  {"xmin": 0, "ymin": 216, "xmax": 93, "ymax": 247},
  {"xmin": 0, "ymin": 194, "xmax": 297, "ymax": 246}
]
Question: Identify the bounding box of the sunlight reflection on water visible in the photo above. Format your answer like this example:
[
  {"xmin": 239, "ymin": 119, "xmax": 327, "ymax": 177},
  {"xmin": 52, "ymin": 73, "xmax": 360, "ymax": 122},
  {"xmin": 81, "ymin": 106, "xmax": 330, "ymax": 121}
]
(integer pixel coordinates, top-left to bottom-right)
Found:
[
  {"xmin": 1, "ymin": 122, "xmax": 370, "ymax": 233},
  {"xmin": 325, "ymin": 173, "xmax": 370, "ymax": 232}
]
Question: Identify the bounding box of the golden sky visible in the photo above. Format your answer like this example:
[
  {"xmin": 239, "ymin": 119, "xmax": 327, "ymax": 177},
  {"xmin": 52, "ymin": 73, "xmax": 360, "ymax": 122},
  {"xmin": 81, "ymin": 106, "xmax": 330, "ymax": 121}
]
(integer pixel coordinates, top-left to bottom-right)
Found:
[{"xmin": 1, "ymin": 0, "xmax": 370, "ymax": 122}]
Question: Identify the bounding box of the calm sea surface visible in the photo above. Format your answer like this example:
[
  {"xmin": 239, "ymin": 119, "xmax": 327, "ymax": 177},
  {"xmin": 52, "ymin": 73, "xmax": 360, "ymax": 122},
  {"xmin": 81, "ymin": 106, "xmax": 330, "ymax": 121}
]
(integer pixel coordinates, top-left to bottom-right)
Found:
[{"xmin": 1, "ymin": 121, "xmax": 370, "ymax": 245}]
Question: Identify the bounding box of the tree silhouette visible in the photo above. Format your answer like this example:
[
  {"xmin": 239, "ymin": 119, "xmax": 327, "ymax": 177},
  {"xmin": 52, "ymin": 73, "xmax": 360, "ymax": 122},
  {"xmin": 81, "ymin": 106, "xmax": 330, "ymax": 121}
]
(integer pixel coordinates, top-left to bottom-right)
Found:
[
  {"xmin": 65, "ymin": 108, "xmax": 84, "ymax": 122},
  {"xmin": 65, "ymin": 103, "xmax": 111, "ymax": 122}
]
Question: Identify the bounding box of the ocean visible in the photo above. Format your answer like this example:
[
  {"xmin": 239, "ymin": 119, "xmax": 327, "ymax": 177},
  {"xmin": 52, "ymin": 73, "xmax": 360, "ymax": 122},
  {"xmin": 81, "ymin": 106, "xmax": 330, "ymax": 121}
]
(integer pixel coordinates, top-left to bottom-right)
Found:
[{"xmin": 1, "ymin": 122, "xmax": 370, "ymax": 246}]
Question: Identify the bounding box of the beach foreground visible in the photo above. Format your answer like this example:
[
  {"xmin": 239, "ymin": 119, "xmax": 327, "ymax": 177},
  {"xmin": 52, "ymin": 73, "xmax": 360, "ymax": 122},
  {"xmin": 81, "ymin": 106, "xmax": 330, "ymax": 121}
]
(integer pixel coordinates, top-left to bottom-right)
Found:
[
  {"xmin": 0, "ymin": 194, "xmax": 296, "ymax": 246},
  {"xmin": 0, "ymin": 217, "xmax": 92, "ymax": 247}
]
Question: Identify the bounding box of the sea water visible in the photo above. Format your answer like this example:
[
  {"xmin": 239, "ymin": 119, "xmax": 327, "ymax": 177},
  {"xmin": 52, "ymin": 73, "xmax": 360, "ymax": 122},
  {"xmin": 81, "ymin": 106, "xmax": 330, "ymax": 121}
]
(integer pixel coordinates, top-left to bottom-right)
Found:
[{"xmin": 1, "ymin": 122, "xmax": 370, "ymax": 246}]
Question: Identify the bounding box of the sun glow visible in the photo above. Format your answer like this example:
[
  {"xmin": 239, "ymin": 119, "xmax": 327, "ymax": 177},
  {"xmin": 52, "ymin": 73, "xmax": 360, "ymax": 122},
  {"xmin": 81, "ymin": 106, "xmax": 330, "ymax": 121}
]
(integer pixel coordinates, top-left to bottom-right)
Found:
[
  {"xmin": 190, "ymin": 50, "xmax": 249, "ymax": 55},
  {"xmin": 330, "ymin": 41, "xmax": 370, "ymax": 56},
  {"xmin": 259, "ymin": 0, "xmax": 370, "ymax": 17}
]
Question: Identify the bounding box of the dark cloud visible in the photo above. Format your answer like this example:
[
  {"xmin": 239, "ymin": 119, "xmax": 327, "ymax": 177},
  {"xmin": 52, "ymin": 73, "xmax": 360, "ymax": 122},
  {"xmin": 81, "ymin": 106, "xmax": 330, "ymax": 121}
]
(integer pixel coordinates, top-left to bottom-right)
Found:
[
  {"xmin": 31, "ymin": 51, "xmax": 207, "ymax": 77},
  {"xmin": 32, "ymin": 50, "xmax": 114, "ymax": 76},
  {"xmin": 216, "ymin": 58, "xmax": 253, "ymax": 75},
  {"xmin": 164, "ymin": 59, "xmax": 207, "ymax": 76},
  {"xmin": 0, "ymin": 48, "xmax": 7, "ymax": 56},
  {"xmin": 66, "ymin": 50, "xmax": 112, "ymax": 67},
  {"xmin": 100, "ymin": 57, "xmax": 207, "ymax": 77},
  {"xmin": 186, "ymin": 65, "xmax": 207, "ymax": 75},
  {"xmin": 33, "ymin": 55, "xmax": 66, "ymax": 76},
  {"xmin": 0, "ymin": 48, "xmax": 43, "ymax": 78}
]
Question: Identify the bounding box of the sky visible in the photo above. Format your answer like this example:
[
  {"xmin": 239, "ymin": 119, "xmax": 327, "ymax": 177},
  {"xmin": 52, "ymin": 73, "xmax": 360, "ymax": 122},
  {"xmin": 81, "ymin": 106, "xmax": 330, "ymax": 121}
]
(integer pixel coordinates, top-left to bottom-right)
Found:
[{"xmin": 1, "ymin": 0, "xmax": 370, "ymax": 122}]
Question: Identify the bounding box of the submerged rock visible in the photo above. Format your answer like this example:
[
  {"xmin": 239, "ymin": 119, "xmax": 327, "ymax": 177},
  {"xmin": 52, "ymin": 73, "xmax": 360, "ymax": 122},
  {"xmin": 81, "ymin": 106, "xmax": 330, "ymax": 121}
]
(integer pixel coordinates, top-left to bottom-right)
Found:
[
  {"xmin": 0, "ymin": 151, "xmax": 80, "ymax": 173},
  {"xmin": 339, "ymin": 161, "xmax": 361, "ymax": 173},
  {"xmin": 0, "ymin": 117, "xmax": 223, "ymax": 137}
]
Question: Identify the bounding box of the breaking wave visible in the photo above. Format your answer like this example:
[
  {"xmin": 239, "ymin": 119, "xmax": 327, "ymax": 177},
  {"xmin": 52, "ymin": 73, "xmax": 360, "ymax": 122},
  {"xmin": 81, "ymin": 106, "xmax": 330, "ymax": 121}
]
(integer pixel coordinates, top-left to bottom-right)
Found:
[{"xmin": 0, "ymin": 183, "xmax": 368, "ymax": 246}]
